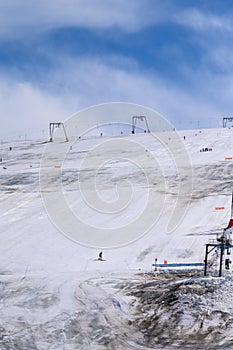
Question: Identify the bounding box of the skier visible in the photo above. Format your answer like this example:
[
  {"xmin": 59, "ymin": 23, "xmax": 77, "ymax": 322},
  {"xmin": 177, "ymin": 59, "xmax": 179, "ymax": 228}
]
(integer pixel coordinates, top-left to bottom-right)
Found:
[
  {"xmin": 98, "ymin": 251, "xmax": 103, "ymax": 260},
  {"xmin": 225, "ymin": 258, "xmax": 231, "ymax": 270}
]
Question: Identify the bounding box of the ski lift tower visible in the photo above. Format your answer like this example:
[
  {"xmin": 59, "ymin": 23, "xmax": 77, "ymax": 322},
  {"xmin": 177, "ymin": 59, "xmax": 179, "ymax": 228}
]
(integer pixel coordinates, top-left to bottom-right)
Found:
[
  {"xmin": 131, "ymin": 116, "xmax": 150, "ymax": 134},
  {"xmin": 223, "ymin": 117, "xmax": 233, "ymax": 128},
  {"xmin": 204, "ymin": 192, "xmax": 233, "ymax": 277},
  {"xmin": 49, "ymin": 122, "xmax": 69, "ymax": 142}
]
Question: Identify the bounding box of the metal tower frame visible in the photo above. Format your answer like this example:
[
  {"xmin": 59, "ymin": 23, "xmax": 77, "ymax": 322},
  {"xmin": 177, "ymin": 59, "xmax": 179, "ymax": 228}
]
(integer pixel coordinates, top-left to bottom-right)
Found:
[
  {"xmin": 204, "ymin": 191, "xmax": 233, "ymax": 277},
  {"xmin": 204, "ymin": 236, "xmax": 232, "ymax": 277},
  {"xmin": 223, "ymin": 117, "xmax": 233, "ymax": 128},
  {"xmin": 49, "ymin": 122, "xmax": 69, "ymax": 142},
  {"xmin": 131, "ymin": 116, "xmax": 150, "ymax": 134}
]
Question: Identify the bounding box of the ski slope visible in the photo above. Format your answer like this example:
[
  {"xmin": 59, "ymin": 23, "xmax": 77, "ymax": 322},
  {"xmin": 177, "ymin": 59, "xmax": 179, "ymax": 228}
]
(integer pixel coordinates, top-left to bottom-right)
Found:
[
  {"xmin": 1, "ymin": 127, "xmax": 232, "ymax": 274},
  {"xmin": 0, "ymin": 127, "xmax": 233, "ymax": 349}
]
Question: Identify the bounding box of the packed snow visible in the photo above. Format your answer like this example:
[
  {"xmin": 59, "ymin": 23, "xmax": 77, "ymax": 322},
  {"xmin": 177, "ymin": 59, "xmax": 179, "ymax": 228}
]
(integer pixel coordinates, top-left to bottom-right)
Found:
[{"xmin": 0, "ymin": 127, "xmax": 233, "ymax": 349}]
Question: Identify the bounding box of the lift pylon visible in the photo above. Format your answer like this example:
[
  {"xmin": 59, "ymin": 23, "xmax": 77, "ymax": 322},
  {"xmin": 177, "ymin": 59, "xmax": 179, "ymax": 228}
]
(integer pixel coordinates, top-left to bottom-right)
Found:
[
  {"xmin": 131, "ymin": 116, "xmax": 150, "ymax": 134},
  {"xmin": 204, "ymin": 191, "xmax": 233, "ymax": 277},
  {"xmin": 49, "ymin": 122, "xmax": 69, "ymax": 142},
  {"xmin": 223, "ymin": 117, "xmax": 233, "ymax": 128}
]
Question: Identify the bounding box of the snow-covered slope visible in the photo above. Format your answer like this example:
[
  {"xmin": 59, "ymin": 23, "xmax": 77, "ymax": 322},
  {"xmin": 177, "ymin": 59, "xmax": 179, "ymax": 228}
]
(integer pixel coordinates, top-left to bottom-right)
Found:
[
  {"xmin": 1, "ymin": 128, "xmax": 232, "ymax": 274},
  {"xmin": 1, "ymin": 127, "xmax": 233, "ymax": 349}
]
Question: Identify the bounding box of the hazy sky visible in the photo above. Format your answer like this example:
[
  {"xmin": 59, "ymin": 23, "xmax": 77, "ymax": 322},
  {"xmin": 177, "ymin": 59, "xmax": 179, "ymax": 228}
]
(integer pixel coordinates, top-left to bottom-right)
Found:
[{"xmin": 1, "ymin": 0, "xmax": 233, "ymax": 138}]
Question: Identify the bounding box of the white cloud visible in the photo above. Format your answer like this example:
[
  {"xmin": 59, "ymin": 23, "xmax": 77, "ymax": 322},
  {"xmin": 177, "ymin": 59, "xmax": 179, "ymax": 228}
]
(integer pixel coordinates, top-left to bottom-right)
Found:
[
  {"xmin": 53, "ymin": 55, "xmax": 231, "ymax": 117},
  {"xmin": 0, "ymin": 1, "xmax": 232, "ymax": 139},
  {"xmin": 0, "ymin": 0, "xmax": 171, "ymax": 39},
  {"xmin": 174, "ymin": 8, "xmax": 233, "ymax": 32},
  {"xmin": 0, "ymin": 79, "xmax": 70, "ymax": 139},
  {"xmin": 0, "ymin": 2, "xmax": 232, "ymax": 42},
  {"xmin": 1, "ymin": 55, "xmax": 230, "ymax": 139}
]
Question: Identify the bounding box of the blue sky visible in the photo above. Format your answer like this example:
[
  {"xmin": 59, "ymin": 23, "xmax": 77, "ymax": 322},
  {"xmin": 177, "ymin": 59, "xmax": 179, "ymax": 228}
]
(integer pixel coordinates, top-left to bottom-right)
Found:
[{"xmin": 1, "ymin": 0, "xmax": 233, "ymax": 138}]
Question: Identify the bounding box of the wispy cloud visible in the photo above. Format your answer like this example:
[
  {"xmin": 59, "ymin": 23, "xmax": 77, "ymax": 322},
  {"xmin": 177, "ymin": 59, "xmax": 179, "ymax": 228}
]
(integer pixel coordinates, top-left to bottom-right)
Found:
[
  {"xmin": 1, "ymin": 1, "xmax": 233, "ymax": 138},
  {"xmin": 1, "ymin": 53, "xmax": 228, "ymax": 138},
  {"xmin": 0, "ymin": 78, "xmax": 69, "ymax": 139},
  {"xmin": 0, "ymin": 0, "xmax": 171, "ymax": 40},
  {"xmin": 174, "ymin": 7, "xmax": 233, "ymax": 32},
  {"xmin": 1, "ymin": 1, "xmax": 232, "ymax": 38}
]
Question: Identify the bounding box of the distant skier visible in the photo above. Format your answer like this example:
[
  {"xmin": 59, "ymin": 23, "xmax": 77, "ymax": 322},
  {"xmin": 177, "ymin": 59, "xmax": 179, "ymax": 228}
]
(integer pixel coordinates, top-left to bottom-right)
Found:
[
  {"xmin": 98, "ymin": 251, "xmax": 103, "ymax": 260},
  {"xmin": 225, "ymin": 258, "xmax": 231, "ymax": 270}
]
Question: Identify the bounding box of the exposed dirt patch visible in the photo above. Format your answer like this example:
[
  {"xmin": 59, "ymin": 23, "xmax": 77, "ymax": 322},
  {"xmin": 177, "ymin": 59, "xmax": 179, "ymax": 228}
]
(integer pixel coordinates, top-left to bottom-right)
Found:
[{"xmin": 126, "ymin": 272, "xmax": 233, "ymax": 349}]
